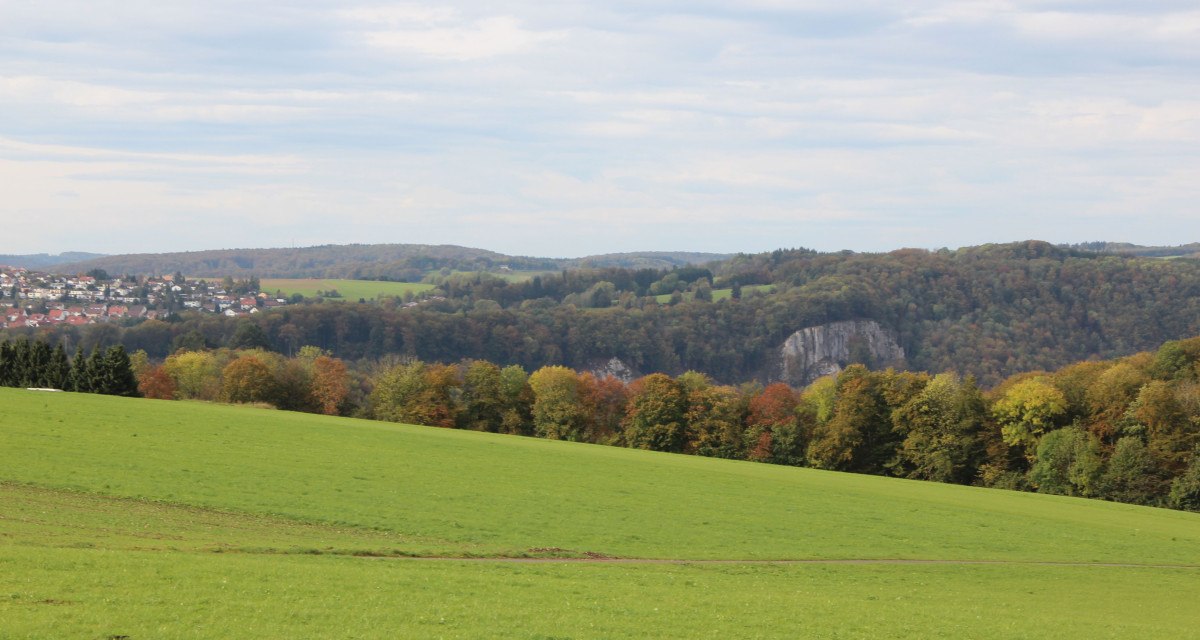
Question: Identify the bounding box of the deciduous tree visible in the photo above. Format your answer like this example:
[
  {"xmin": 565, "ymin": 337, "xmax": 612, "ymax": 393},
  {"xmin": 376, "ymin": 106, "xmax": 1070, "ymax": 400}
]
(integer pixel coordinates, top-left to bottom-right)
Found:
[
  {"xmin": 623, "ymin": 373, "xmax": 688, "ymax": 452},
  {"xmin": 528, "ymin": 366, "xmax": 586, "ymax": 440},
  {"xmin": 221, "ymin": 355, "xmax": 277, "ymax": 404},
  {"xmin": 992, "ymin": 377, "xmax": 1068, "ymax": 458},
  {"xmin": 311, "ymin": 355, "xmax": 350, "ymax": 416}
]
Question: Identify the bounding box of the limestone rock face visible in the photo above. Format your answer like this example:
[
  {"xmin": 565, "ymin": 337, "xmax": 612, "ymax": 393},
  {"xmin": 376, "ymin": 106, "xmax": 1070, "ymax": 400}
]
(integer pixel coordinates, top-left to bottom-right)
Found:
[
  {"xmin": 588, "ymin": 357, "xmax": 636, "ymax": 383},
  {"xmin": 778, "ymin": 320, "xmax": 905, "ymax": 387}
]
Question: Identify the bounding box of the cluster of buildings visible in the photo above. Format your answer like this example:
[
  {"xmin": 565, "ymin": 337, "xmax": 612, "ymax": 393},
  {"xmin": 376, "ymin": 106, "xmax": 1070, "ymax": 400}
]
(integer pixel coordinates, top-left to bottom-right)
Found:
[
  {"xmin": 0, "ymin": 267, "xmax": 290, "ymax": 330},
  {"xmin": 3, "ymin": 304, "xmax": 162, "ymax": 329}
]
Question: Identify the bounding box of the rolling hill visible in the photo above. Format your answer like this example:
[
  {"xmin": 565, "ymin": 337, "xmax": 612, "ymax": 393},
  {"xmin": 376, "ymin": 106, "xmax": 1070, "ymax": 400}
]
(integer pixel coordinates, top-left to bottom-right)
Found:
[
  {"xmin": 0, "ymin": 251, "xmax": 107, "ymax": 269},
  {"xmin": 53, "ymin": 244, "xmax": 730, "ymax": 280},
  {"xmin": 2, "ymin": 388, "xmax": 1197, "ymax": 638}
]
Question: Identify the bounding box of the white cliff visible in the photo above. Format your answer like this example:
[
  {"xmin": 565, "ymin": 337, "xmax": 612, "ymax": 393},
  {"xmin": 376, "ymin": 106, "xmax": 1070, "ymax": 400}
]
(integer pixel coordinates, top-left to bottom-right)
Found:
[{"xmin": 778, "ymin": 319, "xmax": 905, "ymax": 386}]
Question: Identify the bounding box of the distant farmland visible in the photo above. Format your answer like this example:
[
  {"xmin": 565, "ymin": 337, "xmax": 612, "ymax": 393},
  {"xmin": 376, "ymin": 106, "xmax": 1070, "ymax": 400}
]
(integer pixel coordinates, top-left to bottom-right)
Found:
[
  {"xmin": 2, "ymin": 388, "xmax": 1198, "ymax": 638},
  {"xmin": 259, "ymin": 278, "xmax": 433, "ymax": 300},
  {"xmin": 654, "ymin": 284, "xmax": 775, "ymax": 303}
]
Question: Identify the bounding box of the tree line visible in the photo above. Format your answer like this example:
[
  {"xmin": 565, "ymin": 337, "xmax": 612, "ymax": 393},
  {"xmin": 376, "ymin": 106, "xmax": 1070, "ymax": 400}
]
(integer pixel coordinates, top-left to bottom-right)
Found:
[
  {"xmin": 24, "ymin": 332, "xmax": 1192, "ymax": 513},
  {"xmin": 0, "ymin": 339, "xmax": 139, "ymax": 397}
]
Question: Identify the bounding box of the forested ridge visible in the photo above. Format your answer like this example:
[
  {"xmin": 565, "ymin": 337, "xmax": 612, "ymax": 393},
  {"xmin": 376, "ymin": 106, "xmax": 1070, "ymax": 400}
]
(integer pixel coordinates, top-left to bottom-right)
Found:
[
  {"xmin": 0, "ymin": 252, "xmax": 107, "ymax": 269},
  {"xmin": 14, "ymin": 240, "xmax": 1200, "ymax": 386},
  {"xmin": 55, "ymin": 244, "xmax": 729, "ymax": 280}
]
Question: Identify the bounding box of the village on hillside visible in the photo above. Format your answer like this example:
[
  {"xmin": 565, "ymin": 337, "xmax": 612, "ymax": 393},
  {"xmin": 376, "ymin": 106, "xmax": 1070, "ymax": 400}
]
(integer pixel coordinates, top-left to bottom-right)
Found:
[{"xmin": 0, "ymin": 267, "xmax": 290, "ymax": 329}]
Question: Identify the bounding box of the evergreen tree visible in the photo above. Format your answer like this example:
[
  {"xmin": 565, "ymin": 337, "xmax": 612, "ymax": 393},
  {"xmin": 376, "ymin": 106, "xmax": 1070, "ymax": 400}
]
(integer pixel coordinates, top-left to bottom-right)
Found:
[
  {"xmin": 101, "ymin": 345, "xmax": 140, "ymax": 397},
  {"xmin": 67, "ymin": 346, "xmax": 87, "ymax": 392},
  {"xmin": 28, "ymin": 340, "xmax": 52, "ymax": 387},
  {"xmin": 78, "ymin": 348, "xmax": 107, "ymax": 394},
  {"xmin": 0, "ymin": 340, "xmax": 14, "ymax": 387},
  {"xmin": 47, "ymin": 344, "xmax": 71, "ymax": 390}
]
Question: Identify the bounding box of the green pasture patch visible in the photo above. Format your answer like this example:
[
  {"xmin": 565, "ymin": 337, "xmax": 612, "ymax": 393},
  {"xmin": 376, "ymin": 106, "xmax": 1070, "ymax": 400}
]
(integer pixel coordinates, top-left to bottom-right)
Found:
[
  {"xmin": 654, "ymin": 284, "xmax": 775, "ymax": 303},
  {"xmin": 2, "ymin": 388, "xmax": 1199, "ymax": 564},
  {"xmin": 0, "ymin": 483, "xmax": 481, "ymax": 558},
  {"xmin": 497, "ymin": 269, "xmax": 559, "ymax": 282},
  {"xmin": 258, "ymin": 278, "xmax": 432, "ymax": 301},
  {"xmin": 451, "ymin": 269, "xmax": 558, "ymax": 283}
]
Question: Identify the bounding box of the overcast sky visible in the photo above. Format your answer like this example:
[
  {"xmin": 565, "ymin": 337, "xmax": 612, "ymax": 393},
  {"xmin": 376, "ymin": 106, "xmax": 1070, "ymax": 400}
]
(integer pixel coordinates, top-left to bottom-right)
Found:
[{"xmin": 2, "ymin": 1, "xmax": 1198, "ymax": 257}]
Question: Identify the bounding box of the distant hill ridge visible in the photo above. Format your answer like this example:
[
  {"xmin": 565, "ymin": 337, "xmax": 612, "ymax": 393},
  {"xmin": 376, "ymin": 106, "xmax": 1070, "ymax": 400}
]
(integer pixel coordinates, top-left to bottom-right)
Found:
[
  {"xmin": 1066, "ymin": 241, "xmax": 1200, "ymax": 258},
  {"xmin": 0, "ymin": 252, "xmax": 107, "ymax": 269},
  {"xmin": 56, "ymin": 244, "xmax": 731, "ymax": 279}
]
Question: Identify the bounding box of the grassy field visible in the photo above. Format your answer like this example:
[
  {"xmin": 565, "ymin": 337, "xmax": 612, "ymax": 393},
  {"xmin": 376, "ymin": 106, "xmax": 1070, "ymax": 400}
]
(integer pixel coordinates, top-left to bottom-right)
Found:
[
  {"xmin": 259, "ymin": 278, "xmax": 433, "ymax": 300},
  {"xmin": 655, "ymin": 284, "xmax": 775, "ymax": 303},
  {"xmin": 477, "ymin": 269, "xmax": 559, "ymax": 283},
  {"xmin": 2, "ymin": 388, "xmax": 1199, "ymax": 637}
]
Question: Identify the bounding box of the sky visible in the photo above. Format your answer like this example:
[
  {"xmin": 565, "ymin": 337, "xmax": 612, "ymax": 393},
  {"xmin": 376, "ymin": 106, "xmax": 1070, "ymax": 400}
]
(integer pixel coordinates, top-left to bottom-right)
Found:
[{"xmin": 2, "ymin": 1, "xmax": 1198, "ymax": 258}]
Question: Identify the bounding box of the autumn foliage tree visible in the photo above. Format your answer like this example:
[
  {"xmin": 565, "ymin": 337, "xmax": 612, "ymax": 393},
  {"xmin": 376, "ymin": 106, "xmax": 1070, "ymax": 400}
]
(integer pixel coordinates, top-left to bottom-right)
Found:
[
  {"xmin": 138, "ymin": 365, "xmax": 178, "ymax": 400},
  {"xmin": 528, "ymin": 366, "xmax": 586, "ymax": 440},
  {"xmin": 221, "ymin": 355, "xmax": 277, "ymax": 404},
  {"xmin": 992, "ymin": 377, "xmax": 1068, "ymax": 458},
  {"xmin": 890, "ymin": 373, "xmax": 987, "ymax": 483},
  {"xmin": 311, "ymin": 355, "xmax": 349, "ymax": 416},
  {"xmin": 682, "ymin": 375, "xmax": 748, "ymax": 459},
  {"xmin": 460, "ymin": 360, "xmax": 504, "ymax": 431},
  {"xmin": 744, "ymin": 383, "xmax": 800, "ymax": 464},
  {"xmin": 622, "ymin": 373, "xmax": 688, "ymax": 452},
  {"xmin": 371, "ymin": 361, "xmax": 460, "ymax": 427},
  {"xmin": 164, "ymin": 350, "xmax": 221, "ymax": 400},
  {"xmin": 578, "ymin": 372, "xmax": 629, "ymax": 444},
  {"xmin": 807, "ymin": 366, "xmax": 891, "ymax": 472}
]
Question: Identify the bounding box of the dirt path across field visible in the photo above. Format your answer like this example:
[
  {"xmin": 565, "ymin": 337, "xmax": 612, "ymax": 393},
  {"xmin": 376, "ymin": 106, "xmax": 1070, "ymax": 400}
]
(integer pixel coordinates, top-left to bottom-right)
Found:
[{"xmin": 378, "ymin": 555, "xmax": 1200, "ymax": 569}]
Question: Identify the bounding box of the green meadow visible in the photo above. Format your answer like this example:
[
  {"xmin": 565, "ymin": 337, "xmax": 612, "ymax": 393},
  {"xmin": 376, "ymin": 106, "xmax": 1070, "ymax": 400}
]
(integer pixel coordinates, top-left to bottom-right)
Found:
[
  {"xmin": 259, "ymin": 278, "xmax": 433, "ymax": 300},
  {"xmin": 2, "ymin": 387, "xmax": 1199, "ymax": 638},
  {"xmin": 655, "ymin": 284, "xmax": 775, "ymax": 303}
]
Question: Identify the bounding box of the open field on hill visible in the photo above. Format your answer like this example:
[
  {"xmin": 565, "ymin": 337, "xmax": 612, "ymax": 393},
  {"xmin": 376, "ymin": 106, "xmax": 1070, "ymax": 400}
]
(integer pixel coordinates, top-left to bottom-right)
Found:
[
  {"xmin": 447, "ymin": 269, "xmax": 560, "ymax": 283},
  {"xmin": 654, "ymin": 284, "xmax": 775, "ymax": 303},
  {"xmin": 259, "ymin": 278, "xmax": 433, "ymax": 300},
  {"xmin": 2, "ymin": 387, "xmax": 1199, "ymax": 637}
]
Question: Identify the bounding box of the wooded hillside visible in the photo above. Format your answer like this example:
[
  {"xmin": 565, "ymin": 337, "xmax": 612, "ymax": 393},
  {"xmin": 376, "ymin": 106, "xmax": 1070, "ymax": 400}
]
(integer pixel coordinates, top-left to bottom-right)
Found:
[{"xmin": 11, "ymin": 241, "xmax": 1200, "ymax": 386}]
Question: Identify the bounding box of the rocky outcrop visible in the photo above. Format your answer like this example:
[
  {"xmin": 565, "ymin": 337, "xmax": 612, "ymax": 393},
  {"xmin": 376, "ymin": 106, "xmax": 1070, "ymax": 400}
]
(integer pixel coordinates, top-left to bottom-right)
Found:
[
  {"xmin": 778, "ymin": 320, "xmax": 905, "ymax": 387},
  {"xmin": 586, "ymin": 357, "xmax": 637, "ymax": 383}
]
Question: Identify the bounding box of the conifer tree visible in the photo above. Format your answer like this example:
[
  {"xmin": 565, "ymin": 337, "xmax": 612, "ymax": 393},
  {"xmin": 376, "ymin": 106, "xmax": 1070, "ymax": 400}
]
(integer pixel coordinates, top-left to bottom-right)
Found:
[
  {"xmin": 47, "ymin": 344, "xmax": 71, "ymax": 390},
  {"xmin": 0, "ymin": 340, "xmax": 14, "ymax": 387},
  {"xmin": 67, "ymin": 346, "xmax": 87, "ymax": 392},
  {"xmin": 101, "ymin": 345, "xmax": 140, "ymax": 397},
  {"xmin": 28, "ymin": 340, "xmax": 52, "ymax": 387}
]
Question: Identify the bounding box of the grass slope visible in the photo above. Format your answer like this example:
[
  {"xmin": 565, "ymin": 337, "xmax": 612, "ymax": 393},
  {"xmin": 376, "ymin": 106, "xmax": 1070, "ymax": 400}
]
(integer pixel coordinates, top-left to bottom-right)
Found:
[
  {"xmin": 2, "ymin": 388, "xmax": 1199, "ymax": 638},
  {"xmin": 654, "ymin": 284, "xmax": 775, "ymax": 303},
  {"xmin": 259, "ymin": 278, "xmax": 432, "ymax": 300}
]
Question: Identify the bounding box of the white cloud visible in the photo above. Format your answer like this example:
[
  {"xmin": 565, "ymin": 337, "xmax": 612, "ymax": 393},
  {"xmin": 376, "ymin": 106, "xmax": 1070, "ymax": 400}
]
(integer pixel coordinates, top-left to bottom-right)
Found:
[
  {"xmin": 0, "ymin": 76, "xmax": 166, "ymax": 108},
  {"xmin": 341, "ymin": 6, "xmax": 567, "ymax": 61},
  {"xmin": 0, "ymin": 136, "xmax": 305, "ymax": 174}
]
